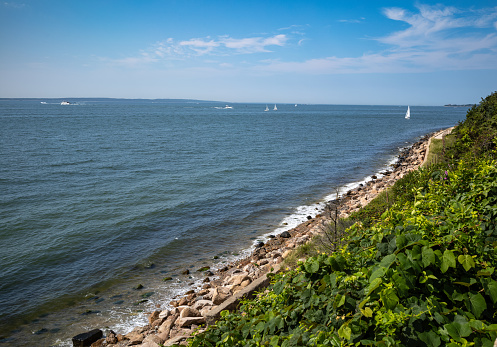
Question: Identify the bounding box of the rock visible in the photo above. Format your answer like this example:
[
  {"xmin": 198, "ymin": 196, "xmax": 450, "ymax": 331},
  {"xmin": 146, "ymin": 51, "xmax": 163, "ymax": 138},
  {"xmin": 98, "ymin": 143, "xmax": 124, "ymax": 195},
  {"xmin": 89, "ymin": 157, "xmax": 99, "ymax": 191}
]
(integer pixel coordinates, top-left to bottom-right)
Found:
[
  {"xmin": 258, "ymin": 259, "xmax": 269, "ymax": 266},
  {"xmin": 149, "ymin": 310, "xmax": 160, "ymax": 325},
  {"xmin": 126, "ymin": 332, "xmax": 144, "ymax": 344},
  {"xmin": 159, "ymin": 309, "xmax": 170, "ymax": 320},
  {"xmin": 306, "ymin": 216, "xmax": 312, "ymax": 220},
  {"xmin": 178, "ymin": 297, "xmax": 188, "ymax": 306},
  {"xmin": 182, "ymin": 269, "xmax": 190, "ymax": 275},
  {"xmin": 180, "ymin": 307, "xmax": 201, "ymax": 318},
  {"xmin": 72, "ymin": 329, "xmax": 103, "ymax": 347},
  {"xmin": 240, "ymin": 279, "xmax": 251, "ymax": 288},
  {"xmin": 106, "ymin": 330, "xmax": 118, "ymax": 344},
  {"xmin": 212, "ymin": 287, "xmax": 231, "ymax": 305},
  {"xmin": 198, "ymin": 289, "xmax": 210, "ymax": 296},
  {"xmin": 193, "ymin": 300, "xmax": 213, "ymax": 311},
  {"xmin": 163, "ymin": 335, "xmax": 189, "ymax": 346},
  {"xmin": 158, "ymin": 313, "xmax": 179, "ymax": 340},
  {"xmin": 280, "ymin": 231, "xmax": 291, "ymax": 238},
  {"xmin": 255, "ymin": 241, "xmax": 264, "ymax": 248},
  {"xmin": 135, "ymin": 284, "xmax": 144, "ymax": 290},
  {"xmin": 228, "ymin": 273, "xmax": 250, "ymax": 286},
  {"xmin": 197, "ymin": 266, "xmax": 210, "ymax": 272},
  {"xmin": 282, "ymin": 250, "xmax": 292, "ymax": 259},
  {"xmin": 177, "ymin": 316, "xmax": 206, "ymax": 328},
  {"xmin": 90, "ymin": 339, "xmax": 105, "ymax": 347},
  {"xmin": 142, "ymin": 334, "xmax": 163, "ymax": 346}
]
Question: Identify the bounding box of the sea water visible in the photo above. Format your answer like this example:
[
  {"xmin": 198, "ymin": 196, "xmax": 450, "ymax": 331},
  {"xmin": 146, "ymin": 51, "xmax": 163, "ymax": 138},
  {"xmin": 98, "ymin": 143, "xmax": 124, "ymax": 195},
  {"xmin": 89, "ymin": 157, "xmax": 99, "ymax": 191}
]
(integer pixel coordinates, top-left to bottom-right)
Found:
[{"xmin": 0, "ymin": 99, "xmax": 468, "ymax": 345}]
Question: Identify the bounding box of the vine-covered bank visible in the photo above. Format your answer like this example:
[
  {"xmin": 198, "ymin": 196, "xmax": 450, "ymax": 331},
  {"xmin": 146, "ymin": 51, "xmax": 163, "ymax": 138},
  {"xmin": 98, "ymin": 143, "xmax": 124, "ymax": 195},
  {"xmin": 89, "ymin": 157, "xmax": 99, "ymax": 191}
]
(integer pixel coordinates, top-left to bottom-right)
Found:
[{"xmin": 186, "ymin": 92, "xmax": 497, "ymax": 347}]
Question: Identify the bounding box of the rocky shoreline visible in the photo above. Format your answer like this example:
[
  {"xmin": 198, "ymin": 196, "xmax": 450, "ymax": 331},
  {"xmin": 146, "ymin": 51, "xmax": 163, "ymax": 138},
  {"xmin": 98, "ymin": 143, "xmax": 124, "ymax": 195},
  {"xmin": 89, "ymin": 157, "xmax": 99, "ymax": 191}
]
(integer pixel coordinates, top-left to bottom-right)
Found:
[{"xmin": 73, "ymin": 128, "xmax": 450, "ymax": 347}]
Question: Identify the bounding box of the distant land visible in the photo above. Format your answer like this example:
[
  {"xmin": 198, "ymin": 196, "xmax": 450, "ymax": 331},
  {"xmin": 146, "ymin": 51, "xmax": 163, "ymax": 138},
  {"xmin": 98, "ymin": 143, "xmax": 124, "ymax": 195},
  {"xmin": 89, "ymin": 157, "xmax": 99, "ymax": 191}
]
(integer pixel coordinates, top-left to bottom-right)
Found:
[{"xmin": 444, "ymin": 104, "xmax": 475, "ymax": 107}]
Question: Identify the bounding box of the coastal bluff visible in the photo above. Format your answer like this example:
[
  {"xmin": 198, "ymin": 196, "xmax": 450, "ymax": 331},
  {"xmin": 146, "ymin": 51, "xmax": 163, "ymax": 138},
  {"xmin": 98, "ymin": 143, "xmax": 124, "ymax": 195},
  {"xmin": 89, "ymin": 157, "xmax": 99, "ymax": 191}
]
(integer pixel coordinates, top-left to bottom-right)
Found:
[{"xmin": 73, "ymin": 128, "xmax": 450, "ymax": 347}]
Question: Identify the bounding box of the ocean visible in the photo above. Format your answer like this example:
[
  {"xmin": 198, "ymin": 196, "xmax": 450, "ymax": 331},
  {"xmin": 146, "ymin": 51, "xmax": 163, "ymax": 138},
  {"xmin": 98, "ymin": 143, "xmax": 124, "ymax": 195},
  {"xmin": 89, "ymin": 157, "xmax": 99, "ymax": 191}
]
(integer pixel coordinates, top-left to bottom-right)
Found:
[{"xmin": 0, "ymin": 99, "xmax": 468, "ymax": 346}]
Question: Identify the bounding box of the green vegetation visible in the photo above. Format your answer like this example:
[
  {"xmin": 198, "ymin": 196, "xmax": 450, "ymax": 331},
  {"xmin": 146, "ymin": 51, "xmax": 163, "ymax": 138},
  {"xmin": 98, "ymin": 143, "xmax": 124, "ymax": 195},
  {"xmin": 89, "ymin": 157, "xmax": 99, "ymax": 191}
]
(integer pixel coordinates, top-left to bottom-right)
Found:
[
  {"xmin": 423, "ymin": 135, "xmax": 457, "ymax": 167},
  {"xmin": 187, "ymin": 92, "xmax": 497, "ymax": 347}
]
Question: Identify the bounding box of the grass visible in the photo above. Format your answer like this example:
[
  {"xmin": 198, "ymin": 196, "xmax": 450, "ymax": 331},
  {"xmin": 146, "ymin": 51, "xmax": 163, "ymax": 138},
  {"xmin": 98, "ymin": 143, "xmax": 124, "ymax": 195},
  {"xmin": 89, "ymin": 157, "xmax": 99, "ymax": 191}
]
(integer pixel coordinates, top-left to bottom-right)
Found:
[{"xmin": 422, "ymin": 133, "xmax": 456, "ymax": 167}]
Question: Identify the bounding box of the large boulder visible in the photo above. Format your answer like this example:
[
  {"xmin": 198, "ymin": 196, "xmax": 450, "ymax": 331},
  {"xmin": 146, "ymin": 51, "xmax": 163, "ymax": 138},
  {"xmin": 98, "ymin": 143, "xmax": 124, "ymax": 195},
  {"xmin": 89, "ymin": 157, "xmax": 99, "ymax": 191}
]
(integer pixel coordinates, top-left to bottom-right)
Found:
[
  {"xmin": 180, "ymin": 307, "xmax": 201, "ymax": 318},
  {"xmin": 212, "ymin": 287, "xmax": 231, "ymax": 305},
  {"xmin": 72, "ymin": 329, "xmax": 103, "ymax": 347}
]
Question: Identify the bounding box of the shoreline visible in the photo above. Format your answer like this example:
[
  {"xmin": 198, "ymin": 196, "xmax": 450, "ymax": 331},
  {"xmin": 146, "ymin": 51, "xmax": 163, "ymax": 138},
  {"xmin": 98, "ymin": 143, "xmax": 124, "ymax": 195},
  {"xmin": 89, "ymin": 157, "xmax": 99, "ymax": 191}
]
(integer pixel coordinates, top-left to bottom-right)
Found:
[{"xmin": 74, "ymin": 127, "xmax": 453, "ymax": 347}]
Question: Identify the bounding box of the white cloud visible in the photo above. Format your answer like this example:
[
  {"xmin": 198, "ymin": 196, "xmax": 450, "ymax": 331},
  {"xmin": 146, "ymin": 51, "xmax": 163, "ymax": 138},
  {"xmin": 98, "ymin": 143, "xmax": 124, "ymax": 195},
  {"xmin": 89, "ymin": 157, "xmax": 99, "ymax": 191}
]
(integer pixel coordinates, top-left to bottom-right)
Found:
[
  {"xmin": 259, "ymin": 4, "xmax": 497, "ymax": 74},
  {"xmin": 103, "ymin": 34, "xmax": 290, "ymax": 66},
  {"xmin": 179, "ymin": 38, "xmax": 220, "ymax": 55},
  {"xmin": 338, "ymin": 17, "xmax": 365, "ymax": 24},
  {"xmin": 221, "ymin": 34, "xmax": 287, "ymax": 53},
  {"xmin": 101, "ymin": 4, "xmax": 497, "ymax": 74}
]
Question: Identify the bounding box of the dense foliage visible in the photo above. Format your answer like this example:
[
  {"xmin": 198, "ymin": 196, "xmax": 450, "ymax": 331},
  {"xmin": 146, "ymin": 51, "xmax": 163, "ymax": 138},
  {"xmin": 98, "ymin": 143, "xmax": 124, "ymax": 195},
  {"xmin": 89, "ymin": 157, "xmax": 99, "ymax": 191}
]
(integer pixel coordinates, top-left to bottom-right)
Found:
[
  {"xmin": 449, "ymin": 91, "xmax": 497, "ymax": 160},
  {"xmin": 186, "ymin": 93, "xmax": 497, "ymax": 347}
]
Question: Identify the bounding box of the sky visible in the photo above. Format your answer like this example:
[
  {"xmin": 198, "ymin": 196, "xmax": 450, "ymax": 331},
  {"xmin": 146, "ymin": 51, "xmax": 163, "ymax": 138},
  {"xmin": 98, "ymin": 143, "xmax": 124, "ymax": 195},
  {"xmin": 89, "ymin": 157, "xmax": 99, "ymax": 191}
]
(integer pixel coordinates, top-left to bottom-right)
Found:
[{"xmin": 1, "ymin": 0, "xmax": 496, "ymax": 105}]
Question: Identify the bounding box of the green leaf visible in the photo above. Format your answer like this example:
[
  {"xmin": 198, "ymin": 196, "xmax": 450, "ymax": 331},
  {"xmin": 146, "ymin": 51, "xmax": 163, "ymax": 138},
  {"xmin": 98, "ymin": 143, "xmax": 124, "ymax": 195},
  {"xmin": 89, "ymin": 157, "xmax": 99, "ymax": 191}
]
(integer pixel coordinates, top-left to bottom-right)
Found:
[
  {"xmin": 417, "ymin": 330, "xmax": 441, "ymax": 347},
  {"xmin": 486, "ymin": 280, "xmax": 497, "ymax": 304},
  {"xmin": 270, "ymin": 335, "xmax": 280, "ymax": 347},
  {"xmin": 441, "ymin": 249, "xmax": 456, "ymax": 273},
  {"xmin": 380, "ymin": 287, "xmax": 399, "ymax": 310},
  {"xmin": 469, "ymin": 292, "xmax": 487, "ymax": 318},
  {"xmin": 392, "ymin": 272, "xmax": 410, "ymax": 297},
  {"xmin": 369, "ymin": 267, "xmax": 386, "ymax": 283},
  {"xmin": 396, "ymin": 234, "xmax": 407, "ymax": 249},
  {"xmin": 458, "ymin": 254, "xmax": 475, "ymax": 271},
  {"xmin": 323, "ymin": 273, "xmax": 337, "ymax": 288},
  {"xmin": 422, "ymin": 246, "xmax": 436, "ymax": 267},
  {"xmin": 361, "ymin": 307, "xmax": 373, "ymax": 318},
  {"xmin": 338, "ymin": 325, "xmax": 351, "ymax": 340},
  {"xmin": 304, "ymin": 259, "xmax": 319, "ymax": 274},
  {"xmin": 444, "ymin": 315, "xmax": 472, "ymax": 339},
  {"xmin": 469, "ymin": 320, "xmax": 486, "ymax": 331},
  {"xmin": 379, "ymin": 253, "xmax": 397, "ymax": 269},
  {"xmin": 366, "ymin": 277, "xmax": 382, "ymax": 296}
]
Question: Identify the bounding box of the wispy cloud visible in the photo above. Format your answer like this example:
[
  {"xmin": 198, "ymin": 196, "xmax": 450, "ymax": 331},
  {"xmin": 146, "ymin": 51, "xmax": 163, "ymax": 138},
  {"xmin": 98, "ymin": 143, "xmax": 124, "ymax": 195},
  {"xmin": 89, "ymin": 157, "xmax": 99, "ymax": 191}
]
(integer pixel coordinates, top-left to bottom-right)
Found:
[
  {"xmin": 104, "ymin": 34, "xmax": 290, "ymax": 67},
  {"xmin": 101, "ymin": 4, "xmax": 497, "ymax": 73},
  {"xmin": 338, "ymin": 17, "xmax": 365, "ymax": 24},
  {"xmin": 260, "ymin": 4, "xmax": 497, "ymax": 74},
  {"xmin": 3, "ymin": 1, "xmax": 26, "ymax": 9}
]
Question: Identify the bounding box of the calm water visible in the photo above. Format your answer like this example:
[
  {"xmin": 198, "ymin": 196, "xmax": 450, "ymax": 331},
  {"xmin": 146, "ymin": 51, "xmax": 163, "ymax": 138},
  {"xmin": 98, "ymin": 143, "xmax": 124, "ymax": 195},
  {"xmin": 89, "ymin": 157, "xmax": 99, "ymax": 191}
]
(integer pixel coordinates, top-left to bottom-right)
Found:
[{"xmin": 0, "ymin": 99, "xmax": 468, "ymax": 345}]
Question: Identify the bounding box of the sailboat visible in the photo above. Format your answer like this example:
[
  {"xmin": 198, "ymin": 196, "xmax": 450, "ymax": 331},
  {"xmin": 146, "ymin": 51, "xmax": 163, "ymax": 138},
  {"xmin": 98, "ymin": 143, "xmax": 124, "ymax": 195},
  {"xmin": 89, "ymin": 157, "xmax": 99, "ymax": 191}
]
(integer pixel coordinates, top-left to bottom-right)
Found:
[
  {"xmin": 264, "ymin": 105, "xmax": 269, "ymax": 111},
  {"xmin": 405, "ymin": 106, "xmax": 410, "ymax": 119},
  {"xmin": 273, "ymin": 104, "xmax": 277, "ymax": 111}
]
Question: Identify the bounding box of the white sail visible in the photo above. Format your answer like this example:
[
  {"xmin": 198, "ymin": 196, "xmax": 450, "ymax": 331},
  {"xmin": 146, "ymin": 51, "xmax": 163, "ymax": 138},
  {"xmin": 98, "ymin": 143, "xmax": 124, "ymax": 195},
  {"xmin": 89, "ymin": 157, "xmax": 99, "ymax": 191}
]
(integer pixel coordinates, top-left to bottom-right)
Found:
[
  {"xmin": 264, "ymin": 105, "xmax": 269, "ymax": 111},
  {"xmin": 273, "ymin": 104, "xmax": 277, "ymax": 111},
  {"xmin": 405, "ymin": 106, "xmax": 410, "ymax": 119}
]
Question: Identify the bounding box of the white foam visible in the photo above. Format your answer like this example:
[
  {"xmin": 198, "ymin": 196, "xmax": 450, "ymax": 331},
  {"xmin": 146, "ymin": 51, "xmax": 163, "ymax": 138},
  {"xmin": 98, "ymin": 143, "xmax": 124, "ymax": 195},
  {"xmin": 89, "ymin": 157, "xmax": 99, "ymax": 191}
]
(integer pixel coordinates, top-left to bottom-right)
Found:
[{"xmin": 253, "ymin": 151, "xmax": 401, "ymax": 246}]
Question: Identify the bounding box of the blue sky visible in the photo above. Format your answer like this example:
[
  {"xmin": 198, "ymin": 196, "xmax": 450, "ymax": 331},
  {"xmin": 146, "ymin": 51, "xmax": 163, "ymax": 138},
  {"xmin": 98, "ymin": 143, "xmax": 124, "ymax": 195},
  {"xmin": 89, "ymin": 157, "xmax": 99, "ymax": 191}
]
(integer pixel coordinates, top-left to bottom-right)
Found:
[{"xmin": 1, "ymin": 1, "xmax": 496, "ymax": 105}]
